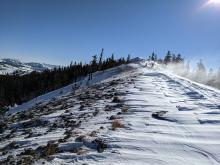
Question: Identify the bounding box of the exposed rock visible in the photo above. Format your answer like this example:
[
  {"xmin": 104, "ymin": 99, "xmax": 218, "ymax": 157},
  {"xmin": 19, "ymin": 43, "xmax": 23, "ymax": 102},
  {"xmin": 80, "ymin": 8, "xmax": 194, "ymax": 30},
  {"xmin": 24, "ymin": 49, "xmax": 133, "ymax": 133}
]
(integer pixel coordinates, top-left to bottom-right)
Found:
[
  {"xmin": 89, "ymin": 131, "xmax": 97, "ymax": 137},
  {"xmin": 112, "ymin": 96, "xmax": 121, "ymax": 103},
  {"xmin": 20, "ymin": 148, "xmax": 37, "ymax": 159},
  {"xmin": 92, "ymin": 138, "xmax": 107, "ymax": 153},
  {"xmin": 109, "ymin": 115, "xmax": 120, "ymax": 120},
  {"xmin": 92, "ymin": 109, "xmax": 99, "ymax": 116},
  {"xmin": 117, "ymin": 112, "xmax": 122, "ymax": 115},
  {"xmin": 2, "ymin": 141, "xmax": 20, "ymax": 151},
  {"xmin": 75, "ymin": 135, "xmax": 86, "ymax": 142},
  {"xmin": 152, "ymin": 111, "xmax": 168, "ymax": 120},
  {"xmin": 17, "ymin": 155, "xmax": 34, "ymax": 165},
  {"xmin": 0, "ymin": 121, "xmax": 7, "ymax": 133},
  {"xmin": 22, "ymin": 118, "xmax": 48, "ymax": 128}
]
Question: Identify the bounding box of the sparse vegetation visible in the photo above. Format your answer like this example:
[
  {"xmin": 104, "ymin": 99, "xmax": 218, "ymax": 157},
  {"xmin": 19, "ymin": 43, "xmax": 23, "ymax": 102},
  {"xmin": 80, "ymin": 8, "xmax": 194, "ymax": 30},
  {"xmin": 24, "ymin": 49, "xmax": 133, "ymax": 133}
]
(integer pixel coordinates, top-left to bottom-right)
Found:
[
  {"xmin": 121, "ymin": 107, "xmax": 128, "ymax": 113},
  {"xmin": 75, "ymin": 148, "xmax": 88, "ymax": 155},
  {"xmin": 41, "ymin": 142, "xmax": 59, "ymax": 158},
  {"xmin": 20, "ymin": 148, "xmax": 37, "ymax": 159},
  {"xmin": 0, "ymin": 74, "xmax": 134, "ymax": 163},
  {"xmin": 0, "ymin": 50, "xmax": 130, "ymax": 110},
  {"xmin": 112, "ymin": 120, "xmax": 124, "ymax": 130},
  {"xmin": 112, "ymin": 96, "xmax": 121, "ymax": 103}
]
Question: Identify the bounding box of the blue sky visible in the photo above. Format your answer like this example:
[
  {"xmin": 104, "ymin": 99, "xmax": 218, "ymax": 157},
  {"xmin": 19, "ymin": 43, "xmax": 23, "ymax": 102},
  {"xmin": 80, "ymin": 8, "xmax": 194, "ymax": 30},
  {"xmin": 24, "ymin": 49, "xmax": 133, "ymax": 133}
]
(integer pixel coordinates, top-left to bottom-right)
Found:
[{"xmin": 0, "ymin": 0, "xmax": 219, "ymax": 68}]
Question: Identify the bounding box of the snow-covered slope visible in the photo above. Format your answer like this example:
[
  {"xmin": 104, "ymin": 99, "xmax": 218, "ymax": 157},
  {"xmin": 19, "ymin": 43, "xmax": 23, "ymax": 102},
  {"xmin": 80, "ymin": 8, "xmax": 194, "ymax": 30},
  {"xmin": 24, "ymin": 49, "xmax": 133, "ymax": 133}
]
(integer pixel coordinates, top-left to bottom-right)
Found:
[
  {"xmin": 0, "ymin": 58, "xmax": 57, "ymax": 75},
  {"xmin": 1, "ymin": 61, "xmax": 220, "ymax": 165}
]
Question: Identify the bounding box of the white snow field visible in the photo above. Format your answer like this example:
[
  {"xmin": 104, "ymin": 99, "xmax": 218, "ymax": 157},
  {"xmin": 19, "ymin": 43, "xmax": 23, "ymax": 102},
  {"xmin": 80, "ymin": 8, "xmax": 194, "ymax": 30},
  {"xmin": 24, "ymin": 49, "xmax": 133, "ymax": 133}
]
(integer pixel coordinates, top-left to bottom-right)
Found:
[
  {"xmin": 0, "ymin": 58, "xmax": 57, "ymax": 75},
  {"xmin": 1, "ymin": 61, "xmax": 220, "ymax": 165}
]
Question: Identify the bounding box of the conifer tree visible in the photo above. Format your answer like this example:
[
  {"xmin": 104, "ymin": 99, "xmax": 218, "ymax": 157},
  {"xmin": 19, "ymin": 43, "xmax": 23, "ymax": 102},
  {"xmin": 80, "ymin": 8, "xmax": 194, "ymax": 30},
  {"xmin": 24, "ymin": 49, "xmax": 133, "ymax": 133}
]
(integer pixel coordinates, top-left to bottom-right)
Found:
[
  {"xmin": 151, "ymin": 52, "xmax": 157, "ymax": 61},
  {"xmin": 98, "ymin": 48, "xmax": 104, "ymax": 70},
  {"xmin": 164, "ymin": 51, "xmax": 172, "ymax": 64},
  {"xmin": 127, "ymin": 54, "xmax": 131, "ymax": 63},
  {"xmin": 195, "ymin": 60, "xmax": 206, "ymax": 83},
  {"xmin": 172, "ymin": 54, "xmax": 176, "ymax": 63},
  {"xmin": 176, "ymin": 54, "xmax": 183, "ymax": 63}
]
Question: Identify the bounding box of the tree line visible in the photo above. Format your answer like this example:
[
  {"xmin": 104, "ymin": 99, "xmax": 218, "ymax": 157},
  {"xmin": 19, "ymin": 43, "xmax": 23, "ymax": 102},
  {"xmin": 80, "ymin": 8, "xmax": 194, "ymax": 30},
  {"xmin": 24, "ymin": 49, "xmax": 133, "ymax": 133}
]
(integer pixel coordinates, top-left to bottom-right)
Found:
[
  {"xmin": 148, "ymin": 51, "xmax": 184, "ymax": 64},
  {"xmin": 0, "ymin": 49, "xmax": 130, "ymax": 111},
  {"xmin": 181, "ymin": 60, "xmax": 220, "ymax": 90},
  {"xmin": 149, "ymin": 51, "xmax": 220, "ymax": 90}
]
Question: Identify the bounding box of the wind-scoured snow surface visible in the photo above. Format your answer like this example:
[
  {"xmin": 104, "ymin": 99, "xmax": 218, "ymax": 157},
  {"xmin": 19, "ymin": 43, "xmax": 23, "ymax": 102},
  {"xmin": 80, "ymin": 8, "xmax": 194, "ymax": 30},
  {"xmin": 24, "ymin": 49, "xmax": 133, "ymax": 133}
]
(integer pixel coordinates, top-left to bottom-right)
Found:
[{"xmin": 1, "ymin": 61, "xmax": 220, "ymax": 165}]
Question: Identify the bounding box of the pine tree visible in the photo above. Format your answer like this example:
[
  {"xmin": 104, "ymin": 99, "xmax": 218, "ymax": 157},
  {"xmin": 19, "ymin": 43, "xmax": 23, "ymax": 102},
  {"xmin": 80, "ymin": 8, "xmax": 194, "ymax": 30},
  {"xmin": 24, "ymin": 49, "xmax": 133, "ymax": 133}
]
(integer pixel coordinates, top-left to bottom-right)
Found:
[
  {"xmin": 172, "ymin": 54, "xmax": 176, "ymax": 63},
  {"xmin": 164, "ymin": 51, "xmax": 172, "ymax": 64},
  {"xmin": 195, "ymin": 60, "xmax": 206, "ymax": 83},
  {"xmin": 185, "ymin": 61, "xmax": 190, "ymax": 74},
  {"xmin": 151, "ymin": 52, "xmax": 156, "ymax": 61},
  {"xmin": 196, "ymin": 60, "xmax": 206, "ymax": 73},
  {"xmin": 98, "ymin": 48, "xmax": 104, "ymax": 70},
  {"xmin": 176, "ymin": 54, "xmax": 183, "ymax": 63},
  {"xmin": 111, "ymin": 54, "xmax": 114, "ymax": 61},
  {"xmin": 149, "ymin": 52, "xmax": 157, "ymax": 61},
  {"xmin": 127, "ymin": 54, "xmax": 131, "ymax": 63},
  {"xmin": 91, "ymin": 55, "xmax": 97, "ymax": 73}
]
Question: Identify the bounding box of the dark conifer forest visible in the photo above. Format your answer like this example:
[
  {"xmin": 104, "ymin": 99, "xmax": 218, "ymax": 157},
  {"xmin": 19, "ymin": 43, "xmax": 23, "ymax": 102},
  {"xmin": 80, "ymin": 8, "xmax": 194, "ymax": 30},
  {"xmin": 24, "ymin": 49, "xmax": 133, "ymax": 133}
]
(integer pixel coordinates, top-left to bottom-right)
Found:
[{"xmin": 0, "ymin": 49, "xmax": 129, "ymax": 111}]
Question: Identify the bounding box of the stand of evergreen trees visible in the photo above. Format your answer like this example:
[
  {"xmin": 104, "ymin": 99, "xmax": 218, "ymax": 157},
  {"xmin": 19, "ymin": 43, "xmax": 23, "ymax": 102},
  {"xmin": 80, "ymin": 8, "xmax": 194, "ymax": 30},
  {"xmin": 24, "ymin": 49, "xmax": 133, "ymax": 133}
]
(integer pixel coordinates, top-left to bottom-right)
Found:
[
  {"xmin": 0, "ymin": 49, "xmax": 129, "ymax": 111},
  {"xmin": 148, "ymin": 51, "xmax": 220, "ymax": 90},
  {"xmin": 148, "ymin": 51, "xmax": 184, "ymax": 64}
]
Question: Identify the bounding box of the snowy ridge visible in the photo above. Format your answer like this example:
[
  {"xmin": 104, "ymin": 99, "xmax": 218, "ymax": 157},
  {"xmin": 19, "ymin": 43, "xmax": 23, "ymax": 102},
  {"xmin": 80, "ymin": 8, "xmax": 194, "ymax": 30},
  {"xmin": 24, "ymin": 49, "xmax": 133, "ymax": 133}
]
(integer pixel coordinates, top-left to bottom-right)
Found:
[
  {"xmin": 0, "ymin": 58, "xmax": 57, "ymax": 75},
  {"xmin": 6, "ymin": 64, "xmax": 135, "ymax": 115},
  {"xmin": 1, "ymin": 61, "xmax": 220, "ymax": 165}
]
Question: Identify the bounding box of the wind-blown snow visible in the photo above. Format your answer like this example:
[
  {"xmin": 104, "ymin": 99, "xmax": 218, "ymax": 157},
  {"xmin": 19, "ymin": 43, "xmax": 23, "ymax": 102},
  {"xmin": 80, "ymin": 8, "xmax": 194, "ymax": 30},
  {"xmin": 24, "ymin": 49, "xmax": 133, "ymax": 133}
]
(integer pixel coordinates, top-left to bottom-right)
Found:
[
  {"xmin": 104, "ymin": 66, "xmax": 220, "ymax": 165},
  {"xmin": 1, "ymin": 61, "xmax": 220, "ymax": 165}
]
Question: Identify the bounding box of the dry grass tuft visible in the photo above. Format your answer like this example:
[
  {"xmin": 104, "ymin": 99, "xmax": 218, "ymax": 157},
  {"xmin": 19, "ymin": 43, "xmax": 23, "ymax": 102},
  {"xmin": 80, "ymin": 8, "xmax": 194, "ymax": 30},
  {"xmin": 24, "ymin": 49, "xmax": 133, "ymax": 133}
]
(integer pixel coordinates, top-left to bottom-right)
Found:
[
  {"xmin": 76, "ymin": 148, "xmax": 88, "ymax": 155},
  {"xmin": 42, "ymin": 143, "xmax": 58, "ymax": 157},
  {"xmin": 112, "ymin": 120, "xmax": 124, "ymax": 130},
  {"xmin": 121, "ymin": 107, "xmax": 128, "ymax": 113}
]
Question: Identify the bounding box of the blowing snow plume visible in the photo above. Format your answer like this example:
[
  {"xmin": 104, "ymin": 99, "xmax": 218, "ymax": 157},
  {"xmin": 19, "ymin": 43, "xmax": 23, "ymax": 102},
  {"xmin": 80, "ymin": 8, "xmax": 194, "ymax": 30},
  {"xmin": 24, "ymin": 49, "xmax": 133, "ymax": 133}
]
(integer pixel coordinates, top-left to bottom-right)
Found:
[{"xmin": 165, "ymin": 60, "xmax": 220, "ymax": 90}]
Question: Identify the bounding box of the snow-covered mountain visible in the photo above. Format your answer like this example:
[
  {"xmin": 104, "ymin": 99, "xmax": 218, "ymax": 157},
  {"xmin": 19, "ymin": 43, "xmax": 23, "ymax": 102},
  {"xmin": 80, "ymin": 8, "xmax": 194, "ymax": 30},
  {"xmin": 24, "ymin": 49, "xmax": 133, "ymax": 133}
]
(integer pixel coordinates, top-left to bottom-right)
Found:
[
  {"xmin": 0, "ymin": 58, "xmax": 57, "ymax": 75},
  {"xmin": 1, "ymin": 61, "xmax": 220, "ymax": 165},
  {"xmin": 130, "ymin": 57, "xmax": 145, "ymax": 63}
]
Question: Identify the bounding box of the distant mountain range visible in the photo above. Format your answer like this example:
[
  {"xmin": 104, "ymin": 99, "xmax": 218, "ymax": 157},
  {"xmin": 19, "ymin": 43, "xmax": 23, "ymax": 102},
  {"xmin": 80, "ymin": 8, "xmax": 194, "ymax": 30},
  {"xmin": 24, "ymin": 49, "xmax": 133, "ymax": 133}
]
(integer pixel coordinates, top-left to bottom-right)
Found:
[
  {"xmin": 0, "ymin": 57, "xmax": 144, "ymax": 75},
  {"xmin": 0, "ymin": 58, "xmax": 58, "ymax": 75}
]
